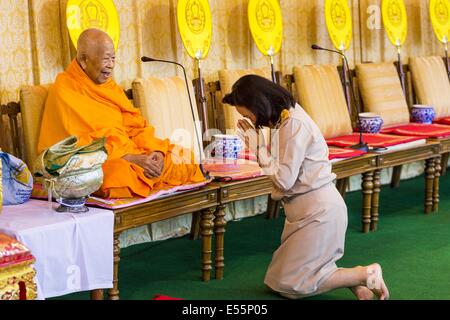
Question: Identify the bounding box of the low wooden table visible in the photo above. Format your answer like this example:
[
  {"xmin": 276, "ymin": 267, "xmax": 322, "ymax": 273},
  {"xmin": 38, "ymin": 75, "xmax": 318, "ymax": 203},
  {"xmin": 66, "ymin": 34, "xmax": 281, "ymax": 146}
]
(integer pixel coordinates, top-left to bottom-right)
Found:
[
  {"xmin": 210, "ymin": 176, "xmax": 272, "ymax": 281},
  {"xmin": 368, "ymin": 141, "xmax": 441, "ymax": 231},
  {"xmin": 332, "ymin": 154, "xmax": 379, "ymax": 233},
  {"xmin": 96, "ymin": 184, "xmax": 220, "ymax": 300}
]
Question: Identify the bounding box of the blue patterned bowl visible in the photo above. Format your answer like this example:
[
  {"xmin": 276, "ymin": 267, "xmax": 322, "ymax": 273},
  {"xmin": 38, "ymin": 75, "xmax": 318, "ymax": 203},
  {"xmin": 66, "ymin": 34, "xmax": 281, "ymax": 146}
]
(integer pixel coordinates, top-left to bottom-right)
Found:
[
  {"xmin": 359, "ymin": 113, "xmax": 384, "ymax": 134},
  {"xmin": 212, "ymin": 134, "xmax": 243, "ymax": 160},
  {"xmin": 411, "ymin": 105, "xmax": 435, "ymax": 124}
]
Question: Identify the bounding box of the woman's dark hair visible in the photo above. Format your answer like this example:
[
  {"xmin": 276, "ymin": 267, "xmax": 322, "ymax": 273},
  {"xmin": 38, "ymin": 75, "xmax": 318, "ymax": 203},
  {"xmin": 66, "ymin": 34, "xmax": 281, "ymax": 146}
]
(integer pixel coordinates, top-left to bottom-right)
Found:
[{"xmin": 222, "ymin": 74, "xmax": 296, "ymax": 127}]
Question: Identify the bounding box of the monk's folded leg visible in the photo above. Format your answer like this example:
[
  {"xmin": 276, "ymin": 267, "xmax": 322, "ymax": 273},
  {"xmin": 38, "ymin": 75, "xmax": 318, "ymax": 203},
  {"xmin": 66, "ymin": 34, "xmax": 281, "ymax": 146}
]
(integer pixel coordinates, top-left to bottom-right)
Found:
[
  {"xmin": 159, "ymin": 148, "xmax": 206, "ymax": 186},
  {"xmin": 97, "ymin": 158, "xmax": 156, "ymax": 198}
]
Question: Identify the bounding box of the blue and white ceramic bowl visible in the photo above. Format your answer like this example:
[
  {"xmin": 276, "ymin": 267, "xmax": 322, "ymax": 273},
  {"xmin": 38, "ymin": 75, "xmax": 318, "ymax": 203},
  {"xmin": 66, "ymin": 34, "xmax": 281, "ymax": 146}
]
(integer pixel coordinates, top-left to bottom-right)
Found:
[
  {"xmin": 411, "ymin": 105, "xmax": 436, "ymax": 124},
  {"xmin": 212, "ymin": 134, "xmax": 243, "ymax": 160},
  {"xmin": 359, "ymin": 113, "xmax": 384, "ymax": 134}
]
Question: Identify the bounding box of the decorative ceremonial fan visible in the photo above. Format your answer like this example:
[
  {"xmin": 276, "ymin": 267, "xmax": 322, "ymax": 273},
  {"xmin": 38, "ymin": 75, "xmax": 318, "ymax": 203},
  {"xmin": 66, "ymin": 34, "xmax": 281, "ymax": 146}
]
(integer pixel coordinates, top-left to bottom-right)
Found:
[
  {"xmin": 430, "ymin": 0, "xmax": 450, "ymax": 76},
  {"xmin": 325, "ymin": 0, "xmax": 352, "ymax": 52},
  {"xmin": 324, "ymin": 0, "xmax": 353, "ymax": 109},
  {"xmin": 177, "ymin": 0, "xmax": 212, "ymax": 135},
  {"xmin": 382, "ymin": 0, "xmax": 408, "ymax": 93},
  {"xmin": 248, "ymin": 0, "xmax": 283, "ymax": 83},
  {"xmin": 66, "ymin": 0, "xmax": 120, "ymax": 51},
  {"xmin": 177, "ymin": 0, "xmax": 212, "ymax": 60}
]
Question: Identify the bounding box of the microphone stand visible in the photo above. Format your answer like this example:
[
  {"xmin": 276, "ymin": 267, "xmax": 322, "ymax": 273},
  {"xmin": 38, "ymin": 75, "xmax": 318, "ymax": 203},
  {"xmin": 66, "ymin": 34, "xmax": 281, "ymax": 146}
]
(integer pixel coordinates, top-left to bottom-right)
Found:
[
  {"xmin": 396, "ymin": 45, "xmax": 406, "ymax": 95},
  {"xmin": 141, "ymin": 56, "xmax": 209, "ymax": 178},
  {"xmin": 196, "ymin": 58, "xmax": 210, "ymax": 135},
  {"xmin": 340, "ymin": 50, "xmax": 352, "ymax": 115},
  {"xmin": 270, "ymin": 55, "xmax": 277, "ymax": 83},
  {"xmin": 267, "ymin": 48, "xmax": 277, "ymax": 149},
  {"xmin": 311, "ymin": 45, "xmax": 369, "ymax": 152},
  {"xmin": 445, "ymin": 39, "xmax": 450, "ymax": 79}
]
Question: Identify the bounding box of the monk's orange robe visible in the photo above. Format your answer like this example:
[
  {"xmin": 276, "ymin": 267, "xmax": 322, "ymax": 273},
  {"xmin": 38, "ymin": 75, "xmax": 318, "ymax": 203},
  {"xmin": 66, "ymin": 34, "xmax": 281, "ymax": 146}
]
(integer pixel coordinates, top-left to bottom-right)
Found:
[{"xmin": 38, "ymin": 59, "xmax": 205, "ymax": 198}]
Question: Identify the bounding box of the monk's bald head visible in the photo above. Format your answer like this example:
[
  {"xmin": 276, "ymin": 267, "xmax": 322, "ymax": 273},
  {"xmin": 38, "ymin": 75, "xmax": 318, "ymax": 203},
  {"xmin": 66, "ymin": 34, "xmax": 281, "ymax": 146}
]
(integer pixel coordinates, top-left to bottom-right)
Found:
[{"xmin": 76, "ymin": 28, "xmax": 115, "ymax": 84}]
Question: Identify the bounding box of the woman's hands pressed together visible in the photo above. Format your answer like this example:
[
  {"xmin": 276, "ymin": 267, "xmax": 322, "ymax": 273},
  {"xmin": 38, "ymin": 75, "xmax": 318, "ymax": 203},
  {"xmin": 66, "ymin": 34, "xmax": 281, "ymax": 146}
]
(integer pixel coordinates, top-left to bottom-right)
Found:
[{"xmin": 237, "ymin": 119, "xmax": 266, "ymax": 154}]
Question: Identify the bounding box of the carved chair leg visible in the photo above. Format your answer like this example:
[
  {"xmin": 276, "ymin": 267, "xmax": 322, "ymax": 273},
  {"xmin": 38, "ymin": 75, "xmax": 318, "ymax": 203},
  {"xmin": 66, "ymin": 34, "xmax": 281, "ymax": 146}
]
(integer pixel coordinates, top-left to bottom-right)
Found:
[
  {"xmin": 108, "ymin": 233, "xmax": 121, "ymax": 300},
  {"xmin": 391, "ymin": 165, "xmax": 403, "ymax": 188},
  {"xmin": 90, "ymin": 289, "xmax": 104, "ymax": 300},
  {"xmin": 189, "ymin": 211, "xmax": 201, "ymax": 240},
  {"xmin": 433, "ymin": 156, "xmax": 441, "ymax": 213},
  {"xmin": 441, "ymin": 152, "xmax": 449, "ymax": 176},
  {"xmin": 273, "ymin": 201, "xmax": 281, "ymax": 219},
  {"xmin": 200, "ymin": 208, "xmax": 214, "ymax": 281},
  {"xmin": 214, "ymin": 205, "xmax": 227, "ymax": 280},
  {"xmin": 371, "ymin": 170, "xmax": 381, "ymax": 232},
  {"xmin": 361, "ymin": 172, "xmax": 374, "ymax": 234},
  {"xmin": 336, "ymin": 178, "xmax": 348, "ymax": 198},
  {"xmin": 266, "ymin": 195, "xmax": 280, "ymax": 219},
  {"xmin": 424, "ymin": 158, "xmax": 436, "ymax": 214}
]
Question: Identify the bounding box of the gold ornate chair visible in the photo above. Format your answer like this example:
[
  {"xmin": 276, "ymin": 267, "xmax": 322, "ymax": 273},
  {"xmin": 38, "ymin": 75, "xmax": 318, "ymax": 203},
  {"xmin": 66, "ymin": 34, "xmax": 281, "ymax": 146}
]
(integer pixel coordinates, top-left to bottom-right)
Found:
[
  {"xmin": 132, "ymin": 76, "xmax": 206, "ymax": 237},
  {"xmin": 20, "ymin": 85, "xmax": 50, "ymax": 169},
  {"xmin": 0, "ymin": 102, "xmax": 23, "ymax": 160},
  {"xmin": 215, "ymin": 67, "xmax": 272, "ymax": 132},
  {"xmin": 293, "ymin": 65, "xmax": 354, "ymax": 138},
  {"xmin": 355, "ymin": 62, "xmax": 442, "ymax": 214},
  {"xmin": 409, "ymin": 56, "xmax": 450, "ymax": 175}
]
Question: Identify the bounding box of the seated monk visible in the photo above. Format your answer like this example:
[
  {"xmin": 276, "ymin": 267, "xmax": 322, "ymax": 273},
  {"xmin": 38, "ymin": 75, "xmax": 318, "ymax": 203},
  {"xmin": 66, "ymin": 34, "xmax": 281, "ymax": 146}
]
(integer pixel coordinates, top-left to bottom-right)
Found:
[{"xmin": 37, "ymin": 28, "xmax": 205, "ymax": 198}]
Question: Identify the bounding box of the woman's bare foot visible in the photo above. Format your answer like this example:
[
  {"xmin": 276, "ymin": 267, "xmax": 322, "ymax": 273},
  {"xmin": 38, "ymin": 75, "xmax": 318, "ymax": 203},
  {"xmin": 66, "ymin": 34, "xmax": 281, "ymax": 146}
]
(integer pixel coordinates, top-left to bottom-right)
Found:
[
  {"xmin": 350, "ymin": 286, "xmax": 375, "ymax": 300},
  {"xmin": 366, "ymin": 263, "xmax": 390, "ymax": 300}
]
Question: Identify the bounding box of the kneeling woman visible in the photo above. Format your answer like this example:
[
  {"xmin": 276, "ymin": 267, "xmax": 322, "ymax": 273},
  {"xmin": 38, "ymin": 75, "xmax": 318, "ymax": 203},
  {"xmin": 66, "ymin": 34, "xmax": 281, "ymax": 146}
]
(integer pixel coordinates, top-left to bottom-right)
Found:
[{"xmin": 223, "ymin": 75, "xmax": 389, "ymax": 300}]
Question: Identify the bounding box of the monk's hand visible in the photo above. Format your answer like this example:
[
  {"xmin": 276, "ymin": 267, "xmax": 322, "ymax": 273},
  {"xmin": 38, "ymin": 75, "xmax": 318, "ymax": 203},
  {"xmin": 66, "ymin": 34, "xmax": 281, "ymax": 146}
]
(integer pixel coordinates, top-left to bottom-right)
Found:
[
  {"xmin": 149, "ymin": 151, "xmax": 165, "ymax": 174},
  {"xmin": 123, "ymin": 154, "xmax": 162, "ymax": 178},
  {"xmin": 237, "ymin": 119, "xmax": 265, "ymax": 154}
]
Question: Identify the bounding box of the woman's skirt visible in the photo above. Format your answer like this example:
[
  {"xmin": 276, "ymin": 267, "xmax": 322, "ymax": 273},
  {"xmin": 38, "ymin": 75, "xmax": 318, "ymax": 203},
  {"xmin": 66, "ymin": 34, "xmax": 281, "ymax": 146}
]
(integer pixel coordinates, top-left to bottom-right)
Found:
[{"xmin": 264, "ymin": 182, "xmax": 348, "ymax": 298}]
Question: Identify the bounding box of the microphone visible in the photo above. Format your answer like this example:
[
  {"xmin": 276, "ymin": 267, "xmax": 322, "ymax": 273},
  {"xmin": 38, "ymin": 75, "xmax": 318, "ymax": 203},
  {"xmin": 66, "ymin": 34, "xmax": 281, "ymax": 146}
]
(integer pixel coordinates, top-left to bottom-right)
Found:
[
  {"xmin": 311, "ymin": 45, "xmax": 369, "ymax": 152},
  {"xmin": 140, "ymin": 56, "xmax": 209, "ymax": 177}
]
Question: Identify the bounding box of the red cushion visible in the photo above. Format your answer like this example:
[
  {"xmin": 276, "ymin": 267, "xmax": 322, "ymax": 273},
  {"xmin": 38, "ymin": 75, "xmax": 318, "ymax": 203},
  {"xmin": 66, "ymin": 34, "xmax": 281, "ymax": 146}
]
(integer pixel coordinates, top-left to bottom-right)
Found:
[
  {"xmin": 152, "ymin": 294, "xmax": 183, "ymax": 300},
  {"xmin": 327, "ymin": 133, "xmax": 423, "ymax": 148},
  {"xmin": 204, "ymin": 160, "xmax": 262, "ymax": 182},
  {"xmin": 328, "ymin": 147, "xmax": 366, "ymax": 160},
  {"xmin": 0, "ymin": 234, "xmax": 34, "ymax": 268},
  {"xmin": 434, "ymin": 117, "xmax": 450, "ymax": 126},
  {"xmin": 381, "ymin": 123, "xmax": 450, "ymax": 138}
]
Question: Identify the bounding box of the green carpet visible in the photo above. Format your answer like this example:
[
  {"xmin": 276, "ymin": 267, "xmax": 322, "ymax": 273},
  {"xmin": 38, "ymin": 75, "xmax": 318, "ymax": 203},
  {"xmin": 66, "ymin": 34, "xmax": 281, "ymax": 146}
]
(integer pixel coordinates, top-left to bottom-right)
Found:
[{"xmin": 56, "ymin": 172, "xmax": 450, "ymax": 300}]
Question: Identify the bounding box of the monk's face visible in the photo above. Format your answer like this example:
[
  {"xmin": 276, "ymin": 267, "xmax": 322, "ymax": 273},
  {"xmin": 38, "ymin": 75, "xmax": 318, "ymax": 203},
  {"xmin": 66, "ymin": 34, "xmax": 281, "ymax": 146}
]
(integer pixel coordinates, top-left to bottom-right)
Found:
[{"xmin": 82, "ymin": 40, "xmax": 115, "ymax": 84}]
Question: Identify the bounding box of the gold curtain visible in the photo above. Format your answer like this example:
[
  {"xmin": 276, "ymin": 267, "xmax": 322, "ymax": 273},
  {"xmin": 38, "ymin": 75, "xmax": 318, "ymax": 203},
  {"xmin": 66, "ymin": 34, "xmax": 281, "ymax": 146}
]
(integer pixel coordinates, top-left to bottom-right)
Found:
[{"xmin": 0, "ymin": 0, "xmax": 445, "ymax": 104}]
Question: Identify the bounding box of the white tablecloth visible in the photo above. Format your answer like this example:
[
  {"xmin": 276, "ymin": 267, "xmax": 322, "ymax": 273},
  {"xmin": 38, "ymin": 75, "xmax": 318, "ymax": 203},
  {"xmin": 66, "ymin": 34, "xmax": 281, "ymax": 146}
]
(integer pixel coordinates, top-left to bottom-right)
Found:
[{"xmin": 0, "ymin": 200, "xmax": 114, "ymax": 299}]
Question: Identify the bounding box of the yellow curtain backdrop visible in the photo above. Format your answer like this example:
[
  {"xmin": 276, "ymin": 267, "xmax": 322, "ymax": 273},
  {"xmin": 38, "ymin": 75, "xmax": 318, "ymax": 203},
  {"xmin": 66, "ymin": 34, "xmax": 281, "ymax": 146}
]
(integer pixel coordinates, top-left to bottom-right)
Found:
[{"xmin": 0, "ymin": 0, "xmax": 444, "ymax": 104}]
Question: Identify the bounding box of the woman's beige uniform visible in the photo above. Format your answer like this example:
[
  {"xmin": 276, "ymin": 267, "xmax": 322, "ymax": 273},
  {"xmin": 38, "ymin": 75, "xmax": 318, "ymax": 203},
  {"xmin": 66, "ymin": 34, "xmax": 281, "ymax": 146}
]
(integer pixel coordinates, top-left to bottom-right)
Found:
[{"xmin": 262, "ymin": 104, "xmax": 348, "ymax": 298}]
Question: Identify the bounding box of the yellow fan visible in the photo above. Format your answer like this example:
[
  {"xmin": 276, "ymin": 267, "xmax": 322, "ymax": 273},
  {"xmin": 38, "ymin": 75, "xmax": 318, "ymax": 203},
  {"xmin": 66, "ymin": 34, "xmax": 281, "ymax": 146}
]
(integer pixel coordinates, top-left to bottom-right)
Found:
[
  {"xmin": 382, "ymin": 0, "xmax": 407, "ymax": 46},
  {"xmin": 325, "ymin": 0, "xmax": 352, "ymax": 51},
  {"xmin": 248, "ymin": 0, "xmax": 283, "ymax": 56},
  {"xmin": 430, "ymin": 0, "xmax": 450, "ymax": 43},
  {"xmin": 66, "ymin": 0, "xmax": 120, "ymax": 50},
  {"xmin": 177, "ymin": 0, "xmax": 212, "ymax": 60}
]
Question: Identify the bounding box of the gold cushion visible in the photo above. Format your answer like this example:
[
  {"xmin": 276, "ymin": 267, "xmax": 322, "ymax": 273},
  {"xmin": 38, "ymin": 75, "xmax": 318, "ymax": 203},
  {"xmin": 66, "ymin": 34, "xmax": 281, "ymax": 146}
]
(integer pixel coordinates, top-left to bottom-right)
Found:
[
  {"xmin": 355, "ymin": 62, "xmax": 410, "ymax": 127},
  {"xmin": 293, "ymin": 64, "xmax": 353, "ymax": 139},
  {"xmin": 132, "ymin": 76, "xmax": 202, "ymax": 157},
  {"xmin": 20, "ymin": 85, "xmax": 51, "ymax": 169},
  {"xmin": 409, "ymin": 56, "xmax": 450, "ymax": 118},
  {"xmin": 218, "ymin": 67, "xmax": 271, "ymax": 131}
]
